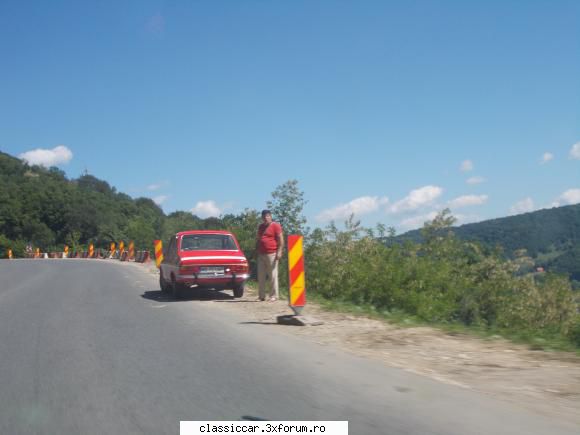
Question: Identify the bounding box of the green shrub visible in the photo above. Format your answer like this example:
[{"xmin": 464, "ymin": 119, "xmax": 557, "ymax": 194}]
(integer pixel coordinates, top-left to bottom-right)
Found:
[
  {"xmin": 568, "ymin": 316, "xmax": 580, "ymax": 347},
  {"xmin": 304, "ymin": 212, "xmax": 579, "ymax": 347}
]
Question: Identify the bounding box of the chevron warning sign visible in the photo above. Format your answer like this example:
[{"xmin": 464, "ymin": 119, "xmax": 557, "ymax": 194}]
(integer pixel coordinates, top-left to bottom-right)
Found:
[
  {"xmin": 154, "ymin": 239, "xmax": 163, "ymax": 268},
  {"xmin": 128, "ymin": 241, "xmax": 135, "ymax": 260},
  {"xmin": 288, "ymin": 235, "xmax": 306, "ymax": 315}
]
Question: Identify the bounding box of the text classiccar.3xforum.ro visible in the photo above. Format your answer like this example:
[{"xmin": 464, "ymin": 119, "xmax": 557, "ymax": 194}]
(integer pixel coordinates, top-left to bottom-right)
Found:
[
  {"xmin": 180, "ymin": 420, "xmax": 348, "ymax": 434},
  {"xmin": 198, "ymin": 423, "xmax": 327, "ymax": 433}
]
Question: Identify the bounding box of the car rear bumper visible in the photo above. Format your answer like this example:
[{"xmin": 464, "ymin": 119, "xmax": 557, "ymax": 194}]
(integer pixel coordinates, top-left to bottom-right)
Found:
[{"xmin": 176, "ymin": 273, "xmax": 249, "ymax": 289}]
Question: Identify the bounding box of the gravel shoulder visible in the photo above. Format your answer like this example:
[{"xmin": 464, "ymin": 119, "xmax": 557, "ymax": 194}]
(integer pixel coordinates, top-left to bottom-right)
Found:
[{"xmin": 135, "ymin": 261, "xmax": 580, "ymax": 426}]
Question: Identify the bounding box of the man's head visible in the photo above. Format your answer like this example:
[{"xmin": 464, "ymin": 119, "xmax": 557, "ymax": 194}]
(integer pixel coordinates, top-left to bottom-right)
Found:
[{"xmin": 261, "ymin": 209, "xmax": 272, "ymax": 224}]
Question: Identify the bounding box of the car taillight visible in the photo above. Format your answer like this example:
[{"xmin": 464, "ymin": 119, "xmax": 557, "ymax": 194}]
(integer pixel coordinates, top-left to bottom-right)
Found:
[
  {"xmin": 226, "ymin": 264, "xmax": 248, "ymax": 273},
  {"xmin": 179, "ymin": 265, "xmax": 200, "ymax": 274}
]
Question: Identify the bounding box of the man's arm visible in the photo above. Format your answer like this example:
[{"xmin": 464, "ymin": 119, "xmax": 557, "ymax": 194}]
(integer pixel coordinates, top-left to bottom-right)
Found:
[{"xmin": 276, "ymin": 229, "xmax": 284, "ymax": 260}]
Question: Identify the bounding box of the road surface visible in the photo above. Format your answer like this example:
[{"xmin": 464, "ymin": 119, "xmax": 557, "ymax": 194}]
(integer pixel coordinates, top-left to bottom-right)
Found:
[{"xmin": 0, "ymin": 259, "xmax": 577, "ymax": 435}]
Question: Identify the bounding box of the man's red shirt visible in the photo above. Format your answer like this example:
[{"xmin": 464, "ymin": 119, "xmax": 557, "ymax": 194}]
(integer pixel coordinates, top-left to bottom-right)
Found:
[{"xmin": 257, "ymin": 222, "xmax": 283, "ymax": 254}]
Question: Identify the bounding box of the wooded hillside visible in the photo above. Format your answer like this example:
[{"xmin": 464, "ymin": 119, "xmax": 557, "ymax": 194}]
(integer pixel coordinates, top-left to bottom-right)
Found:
[{"xmin": 396, "ymin": 204, "xmax": 580, "ymax": 282}]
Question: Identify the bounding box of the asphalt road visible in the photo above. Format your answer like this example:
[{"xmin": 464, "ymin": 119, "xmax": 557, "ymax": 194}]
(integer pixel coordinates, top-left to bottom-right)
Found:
[{"xmin": 0, "ymin": 259, "xmax": 578, "ymax": 435}]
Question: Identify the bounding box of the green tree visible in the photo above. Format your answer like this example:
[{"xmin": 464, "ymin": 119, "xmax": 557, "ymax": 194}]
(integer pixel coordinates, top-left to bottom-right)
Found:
[
  {"xmin": 267, "ymin": 179, "xmax": 309, "ymax": 236},
  {"xmin": 222, "ymin": 209, "xmax": 261, "ymax": 276},
  {"xmin": 126, "ymin": 217, "xmax": 156, "ymax": 250}
]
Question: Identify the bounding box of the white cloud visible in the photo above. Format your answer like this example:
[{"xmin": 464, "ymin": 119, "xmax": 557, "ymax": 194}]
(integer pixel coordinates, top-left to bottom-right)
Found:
[
  {"xmin": 510, "ymin": 197, "xmax": 535, "ymax": 215},
  {"xmin": 448, "ymin": 194, "xmax": 488, "ymax": 209},
  {"xmin": 541, "ymin": 152, "xmax": 554, "ymax": 164},
  {"xmin": 399, "ymin": 212, "xmax": 439, "ymax": 230},
  {"xmin": 389, "ymin": 185, "xmax": 443, "ymax": 214},
  {"xmin": 399, "ymin": 210, "xmax": 481, "ymax": 230},
  {"xmin": 146, "ymin": 180, "xmax": 169, "ymax": 191},
  {"xmin": 570, "ymin": 143, "xmax": 580, "ymax": 160},
  {"xmin": 316, "ymin": 196, "xmax": 389, "ymax": 222},
  {"xmin": 460, "ymin": 160, "xmax": 474, "ymax": 172},
  {"xmin": 466, "ymin": 176, "xmax": 485, "ymax": 185},
  {"xmin": 552, "ymin": 189, "xmax": 580, "ymax": 207},
  {"xmin": 19, "ymin": 145, "xmax": 73, "ymax": 167},
  {"xmin": 152, "ymin": 195, "xmax": 168, "ymax": 205},
  {"xmin": 191, "ymin": 200, "xmax": 224, "ymax": 218}
]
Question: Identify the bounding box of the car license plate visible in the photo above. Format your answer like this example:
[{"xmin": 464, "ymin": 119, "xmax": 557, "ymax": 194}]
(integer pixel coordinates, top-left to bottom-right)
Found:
[{"xmin": 200, "ymin": 266, "xmax": 225, "ymax": 275}]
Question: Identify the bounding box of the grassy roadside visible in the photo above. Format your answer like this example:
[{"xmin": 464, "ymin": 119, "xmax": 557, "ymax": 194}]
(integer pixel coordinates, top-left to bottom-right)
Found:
[
  {"xmin": 244, "ymin": 279, "xmax": 580, "ymax": 355},
  {"xmin": 309, "ymin": 294, "xmax": 580, "ymax": 355}
]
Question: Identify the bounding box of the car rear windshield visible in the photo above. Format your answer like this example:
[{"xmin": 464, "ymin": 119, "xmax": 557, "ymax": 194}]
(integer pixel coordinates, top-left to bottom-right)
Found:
[{"xmin": 180, "ymin": 234, "xmax": 238, "ymax": 251}]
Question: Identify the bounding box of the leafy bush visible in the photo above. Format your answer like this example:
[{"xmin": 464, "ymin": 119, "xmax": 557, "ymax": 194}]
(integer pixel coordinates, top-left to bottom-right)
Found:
[
  {"xmin": 568, "ymin": 316, "xmax": 580, "ymax": 347},
  {"xmin": 304, "ymin": 210, "xmax": 579, "ymax": 347}
]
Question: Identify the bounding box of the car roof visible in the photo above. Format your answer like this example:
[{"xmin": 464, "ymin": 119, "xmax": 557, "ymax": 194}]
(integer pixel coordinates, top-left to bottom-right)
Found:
[{"xmin": 176, "ymin": 230, "xmax": 234, "ymax": 237}]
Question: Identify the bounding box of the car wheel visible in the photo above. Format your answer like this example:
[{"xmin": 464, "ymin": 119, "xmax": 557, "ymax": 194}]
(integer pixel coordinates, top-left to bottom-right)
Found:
[
  {"xmin": 171, "ymin": 279, "xmax": 181, "ymax": 299},
  {"xmin": 159, "ymin": 274, "xmax": 169, "ymax": 292},
  {"xmin": 233, "ymin": 284, "xmax": 244, "ymax": 298}
]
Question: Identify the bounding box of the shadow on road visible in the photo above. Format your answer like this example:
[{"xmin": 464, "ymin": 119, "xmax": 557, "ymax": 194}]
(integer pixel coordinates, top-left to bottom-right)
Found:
[{"xmin": 141, "ymin": 289, "xmax": 235, "ymax": 302}]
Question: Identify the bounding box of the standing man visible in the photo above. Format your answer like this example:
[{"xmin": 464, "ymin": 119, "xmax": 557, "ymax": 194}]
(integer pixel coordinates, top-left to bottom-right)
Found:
[{"xmin": 256, "ymin": 209, "xmax": 284, "ymax": 302}]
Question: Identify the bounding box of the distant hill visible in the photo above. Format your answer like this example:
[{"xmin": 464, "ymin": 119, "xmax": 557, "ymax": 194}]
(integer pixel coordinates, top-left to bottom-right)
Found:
[
  {"xmin": 0, "ymin": 150, "xmax": 260, "ymax": 257},
  {"xmin": 396, "ymin": 204, "xmax": 580, "ymax": 281},
  {"xmin": 0, "ymin": 150, "xmax": 167, "ymax": 253}
]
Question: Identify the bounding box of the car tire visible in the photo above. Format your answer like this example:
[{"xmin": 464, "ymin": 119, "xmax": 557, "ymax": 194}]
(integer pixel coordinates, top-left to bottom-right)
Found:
[
  {"xmin": 160, "ymin": 274, "xmax": 169, "ymax": 292},
  {"xmin": 233, "ymin": 284, "xmax": 244, "ymax": 298},
  {"xmin": 171, "ymin": 279, "xmax": 181, "ymax": 299}
]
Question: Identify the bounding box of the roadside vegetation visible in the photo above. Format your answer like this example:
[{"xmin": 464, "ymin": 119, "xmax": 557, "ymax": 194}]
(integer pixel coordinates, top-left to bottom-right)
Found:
[
  {"xmin": 304, "ymin": 211, "xmax": 580, "ymax": 352},
  {"xmin": 1, "ymin": 150, "xmax": 579, "ymax": 350}
]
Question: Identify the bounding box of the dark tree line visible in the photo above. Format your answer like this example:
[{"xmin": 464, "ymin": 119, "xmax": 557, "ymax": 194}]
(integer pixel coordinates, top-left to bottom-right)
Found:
[{"xmin": 0, "ymin": 151, "xmax": 229, "ymax": 255}]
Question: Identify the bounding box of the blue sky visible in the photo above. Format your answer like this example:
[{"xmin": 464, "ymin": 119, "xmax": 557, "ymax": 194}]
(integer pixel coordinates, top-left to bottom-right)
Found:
[{"xmin": 1, "ymin": 0, "xmax": 579, "ymax": 232}]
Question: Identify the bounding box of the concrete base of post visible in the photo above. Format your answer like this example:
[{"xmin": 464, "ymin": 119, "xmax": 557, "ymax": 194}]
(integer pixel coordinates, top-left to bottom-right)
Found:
[{"xmin": 276, "ymin": 314, "xmax": 324, "ymax": 326}]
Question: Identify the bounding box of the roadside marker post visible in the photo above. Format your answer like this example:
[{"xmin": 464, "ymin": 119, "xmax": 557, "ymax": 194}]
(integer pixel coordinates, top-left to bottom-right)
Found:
[
  {"xmin": 277, "ymin": 235, "xmax": 323, "ymax": 326},
  {"xmin": 154, "ymin": 240, "xmax": 163, "ymax": 268},
  {"xmin": 128, "ymin": 241, "xmax": 135, "ymax": 260},
  {"xmin": 288, "ymin": 235, "xmax": 306, "ymax": 315},
  {"xmin": 89, "ymin": 243, "xmax": 94, "ymax": 258}
]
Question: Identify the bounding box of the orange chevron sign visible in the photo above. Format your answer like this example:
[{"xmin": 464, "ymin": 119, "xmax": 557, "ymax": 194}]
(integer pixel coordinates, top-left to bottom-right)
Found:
[
  {"xmin": 154, "ymin": 239, "xmax": 163, "ymax": 268},
  {"xmin": 128, "ymin": 241, "xmax": 135, "ymax": 260},
  {"xmin": 288, "ymin": 235, "xmax": 306, "ymax": 315}
]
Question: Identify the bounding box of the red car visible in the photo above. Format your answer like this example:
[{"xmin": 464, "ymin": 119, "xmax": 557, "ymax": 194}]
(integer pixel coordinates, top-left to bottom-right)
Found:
[{"xmin": 159, "ymin": 230, "xmax": 249, "ymax": 299}]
